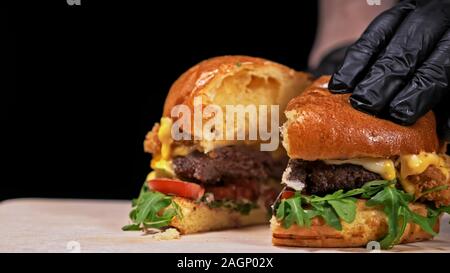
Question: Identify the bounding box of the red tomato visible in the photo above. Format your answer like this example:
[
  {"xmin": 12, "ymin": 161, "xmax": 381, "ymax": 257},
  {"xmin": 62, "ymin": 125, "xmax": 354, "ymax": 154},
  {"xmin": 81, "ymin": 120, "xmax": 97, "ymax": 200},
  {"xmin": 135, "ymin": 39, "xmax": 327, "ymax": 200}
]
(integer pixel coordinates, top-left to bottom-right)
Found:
[
  {"xmin": 148, "ymin": 178, "xmax": 205, "ymax": 200},
  {"xmin": 281, "ymin": 190, "xmax": 295, "ymax": 200}
]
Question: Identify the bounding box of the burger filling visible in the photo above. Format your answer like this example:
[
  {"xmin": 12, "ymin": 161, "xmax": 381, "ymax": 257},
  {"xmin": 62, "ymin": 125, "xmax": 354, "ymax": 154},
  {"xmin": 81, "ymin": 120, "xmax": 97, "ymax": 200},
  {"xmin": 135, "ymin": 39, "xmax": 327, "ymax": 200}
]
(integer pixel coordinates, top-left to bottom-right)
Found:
[
  {"xmin": 281, "ymin": 154, "xmax": 450, "ymax": 207},
  {"xmin": 123, "ymin": 118, "xmax": 283, "ymax": 232},
  {"xmin": 282, "ymin": 159, "xmax": 381, "ymax": 195},
  {"xmin": 275, "ymin": 153, "xmax": 450, "ymax": 249},
  {"xmin": 170, "ymin": 145, "xmax": 283, "ymax": 208}
]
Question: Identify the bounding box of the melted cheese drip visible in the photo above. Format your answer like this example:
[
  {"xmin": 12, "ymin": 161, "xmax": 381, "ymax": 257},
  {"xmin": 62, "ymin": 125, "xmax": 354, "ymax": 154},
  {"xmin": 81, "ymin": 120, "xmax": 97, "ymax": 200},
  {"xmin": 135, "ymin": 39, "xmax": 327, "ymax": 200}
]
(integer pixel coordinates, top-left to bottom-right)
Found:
[
  {"xmin": 324, "ymin": 153, "xmax": 450, "ymax": 195},
  {"xmin": 148, "ymin": 117, "xmax": 197, "ymax": 179},
  {"xmin": 324, "ymin": 158, "xmax": 396, "ymax": 180},
  {"xmin": 157, "ymin": 117, "xmax": 173, "ymax": 160},
  {"xmin": 399, "ymin": 152, "xmax": 450, "ymax": 194},
  {"xmin": 149, "ymin": 117, "xmax": 175, "ymax": 177}
]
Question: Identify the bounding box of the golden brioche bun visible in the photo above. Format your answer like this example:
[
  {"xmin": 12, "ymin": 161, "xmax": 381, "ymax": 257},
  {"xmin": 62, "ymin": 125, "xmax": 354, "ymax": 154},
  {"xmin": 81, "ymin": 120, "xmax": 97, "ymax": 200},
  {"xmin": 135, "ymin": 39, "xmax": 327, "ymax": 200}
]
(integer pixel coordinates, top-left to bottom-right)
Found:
[
  {"xmin": 170, "ymin": 196, "xmax": 268, "ymax": 234},
  {"xmin": 282, "ymin": 76, "xmax": 439, "ymax": 160},
  {"xmin": 271, "ymin": 200, "xmax": 440, "ymax": 248},
  {"xmin": 162, "ymin": 55, "xmax": 312, "ymax": 152}
]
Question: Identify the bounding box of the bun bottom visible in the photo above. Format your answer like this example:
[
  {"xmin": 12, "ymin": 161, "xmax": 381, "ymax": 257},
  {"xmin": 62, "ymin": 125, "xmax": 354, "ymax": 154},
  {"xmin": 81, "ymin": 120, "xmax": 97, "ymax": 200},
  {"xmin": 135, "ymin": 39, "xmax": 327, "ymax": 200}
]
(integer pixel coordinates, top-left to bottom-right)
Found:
[
  {"xmin": 170, "ymin": 196, "xmax": 269, "ymax": 234},
  {"xmin": 271, "ymin": 200, "xmax": 440, "ymax": 248}
]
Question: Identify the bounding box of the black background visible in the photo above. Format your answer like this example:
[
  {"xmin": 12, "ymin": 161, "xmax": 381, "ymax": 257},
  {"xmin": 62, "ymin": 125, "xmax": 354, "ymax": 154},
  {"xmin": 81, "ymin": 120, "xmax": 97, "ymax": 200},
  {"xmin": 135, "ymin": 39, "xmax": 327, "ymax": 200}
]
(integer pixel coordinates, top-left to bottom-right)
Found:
[{"xmin": 2, "ymin": 2, "xmax": 318, "ymax": 201}]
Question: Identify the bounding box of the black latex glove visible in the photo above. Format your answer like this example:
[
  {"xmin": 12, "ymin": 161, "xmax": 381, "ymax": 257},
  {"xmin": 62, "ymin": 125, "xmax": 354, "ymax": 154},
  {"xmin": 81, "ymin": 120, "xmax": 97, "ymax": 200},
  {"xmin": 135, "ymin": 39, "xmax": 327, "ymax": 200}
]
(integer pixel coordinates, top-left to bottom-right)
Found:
[{"xmin": 329, "ymin": 0, "xmax": 450, "ymax": 141}]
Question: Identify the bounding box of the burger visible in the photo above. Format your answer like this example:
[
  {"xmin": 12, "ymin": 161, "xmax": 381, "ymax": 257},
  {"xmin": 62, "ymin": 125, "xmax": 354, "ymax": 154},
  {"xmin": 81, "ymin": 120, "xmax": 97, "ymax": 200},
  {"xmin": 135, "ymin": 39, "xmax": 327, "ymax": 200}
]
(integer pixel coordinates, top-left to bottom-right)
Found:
[
  {"xmin": 271, "ymin": 76, "xmax": 450, "ymax": 249},
  {"xmin": 123, "ymin": 55, "xmax": 312, "ymax": 234}
]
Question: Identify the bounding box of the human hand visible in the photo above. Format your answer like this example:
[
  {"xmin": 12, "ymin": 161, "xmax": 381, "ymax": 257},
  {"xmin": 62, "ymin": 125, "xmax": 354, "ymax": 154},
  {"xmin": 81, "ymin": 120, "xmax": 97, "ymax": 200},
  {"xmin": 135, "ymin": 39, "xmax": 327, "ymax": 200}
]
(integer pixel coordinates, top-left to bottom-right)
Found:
[{"xmin": 329, "ymin": 0, "xmax": 450, "ymax": 141}]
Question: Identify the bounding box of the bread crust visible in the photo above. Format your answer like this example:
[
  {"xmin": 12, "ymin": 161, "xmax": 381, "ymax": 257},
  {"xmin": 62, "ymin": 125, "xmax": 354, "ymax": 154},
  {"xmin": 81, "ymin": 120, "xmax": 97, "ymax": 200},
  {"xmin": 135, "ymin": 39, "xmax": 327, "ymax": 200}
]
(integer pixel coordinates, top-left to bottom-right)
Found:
[
  {"xmin": 282, "ymin": 76, "xmax": 439, "ymax": 160},
  {"xmin": 170, "ymin": 196, "xmax": 269, "ymax": 234},
  {"xmin": 271, "ymin": 200, "xmax": 440, "ymax": 247},
  {"xmin": 160, "ymin": 55, "xmax": 311, "ymax": 152},
  {"xmin": 163, "ymin": 55, "xmax": 311, "ymax": 117}
]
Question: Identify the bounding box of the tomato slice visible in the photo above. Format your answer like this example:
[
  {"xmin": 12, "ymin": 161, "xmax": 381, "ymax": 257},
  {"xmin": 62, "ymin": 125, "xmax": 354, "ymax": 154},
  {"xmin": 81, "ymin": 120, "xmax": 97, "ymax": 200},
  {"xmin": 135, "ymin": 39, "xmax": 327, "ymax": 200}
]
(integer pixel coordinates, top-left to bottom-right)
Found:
[
  {"xmin": 281, "ymin": 190, "xmax": 295, "ymax": 200},
  {"xmin": 148, "ymin": 178, "xmax": 205, "ymax": 200}
]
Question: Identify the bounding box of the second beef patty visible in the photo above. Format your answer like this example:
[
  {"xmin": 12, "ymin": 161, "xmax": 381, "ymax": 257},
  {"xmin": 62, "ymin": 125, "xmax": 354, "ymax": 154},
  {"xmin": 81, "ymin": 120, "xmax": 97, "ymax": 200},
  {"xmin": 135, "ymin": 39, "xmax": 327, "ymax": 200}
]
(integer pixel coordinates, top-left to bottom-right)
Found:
[
  {"xmin": 284, "ymin": 159, "xmax": 382, "ymax": 195},
  {"xmin": 172, "ymin": 146, "xmax": 287, "ymax": 184}
]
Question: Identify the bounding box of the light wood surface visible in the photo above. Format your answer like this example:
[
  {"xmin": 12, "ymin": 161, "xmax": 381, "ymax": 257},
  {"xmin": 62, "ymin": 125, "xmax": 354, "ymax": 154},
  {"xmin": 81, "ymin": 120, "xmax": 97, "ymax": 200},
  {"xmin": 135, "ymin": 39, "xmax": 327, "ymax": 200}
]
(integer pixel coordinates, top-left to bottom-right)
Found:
[{"xmin": 1, "ymin": 198, "xmax": 449, "ymax": 253}]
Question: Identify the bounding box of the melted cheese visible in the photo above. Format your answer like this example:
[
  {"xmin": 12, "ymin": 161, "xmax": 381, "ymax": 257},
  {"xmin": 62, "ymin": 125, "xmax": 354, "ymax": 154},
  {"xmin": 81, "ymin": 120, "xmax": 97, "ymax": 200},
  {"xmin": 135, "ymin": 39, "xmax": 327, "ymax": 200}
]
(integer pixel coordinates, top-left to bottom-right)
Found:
[
  {"xmin": 172, "ymin": 146, "xmax": 194, "ymax": 157},
  {"xmin": 158, "ymin": 117, "xmax": 173, "ymax": 160},
  {"xmin": 399, "ymin": 152, "xmax": 450, "ymax": 194},
  {"xmin": 324, "ymin": 158, "xmax": 396, "ymax": 180},
  {"xmin": 149, "ymin": 117, "xmax": 195, "ymax": 178},
  {"xmin": 150, "ymin": 156, "xmax": 174, "ymax": 176},
  {"xmin": 148, "ymin": 117, "xmax": 175, "ymax": 177},
  {"xmin": 146, "ymin": 171, "xmax": 157, "ymax": 181}
]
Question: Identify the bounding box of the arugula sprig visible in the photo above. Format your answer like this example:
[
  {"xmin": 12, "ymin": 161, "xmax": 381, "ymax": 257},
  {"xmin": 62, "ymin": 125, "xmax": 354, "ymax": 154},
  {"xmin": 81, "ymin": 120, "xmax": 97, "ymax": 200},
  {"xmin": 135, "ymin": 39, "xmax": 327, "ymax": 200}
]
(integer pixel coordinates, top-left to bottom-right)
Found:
[
  {"xmin": 275, "ymin": 179, "xmax": 442, "ymax": 249},
  {"xmin": 415, "ymin": 185, "xmax": 449, "ymax": 201},
  {"xmin": 208, "ymin": 199, "xmax": 258, "ymax": 215},
  {"xmin": 428, "ymin": 204, "xmax": 450, "ymax": 225},
  {"xmin": 276, "ymin": 180, "xmax": 392, "ymax": 230},
  {"xmin": 365, "ymin": 185, "xmax": 436, "ymax": 249},
  {"xmin": 122, "ymin": 182, "xmax": 182, "ymax": 231},
  {"xmin": 276, "ymin": 193, "xmax": 311, "ymax": 228}
]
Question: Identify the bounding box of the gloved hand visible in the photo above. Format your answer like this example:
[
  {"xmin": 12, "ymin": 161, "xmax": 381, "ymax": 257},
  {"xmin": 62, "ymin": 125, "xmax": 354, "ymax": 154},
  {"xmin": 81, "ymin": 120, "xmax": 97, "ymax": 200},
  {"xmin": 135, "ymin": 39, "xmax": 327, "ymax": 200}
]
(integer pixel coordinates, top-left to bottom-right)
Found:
[{"xmin": 329, "ymin": 0, "xmax": 450, "ymax": 141}]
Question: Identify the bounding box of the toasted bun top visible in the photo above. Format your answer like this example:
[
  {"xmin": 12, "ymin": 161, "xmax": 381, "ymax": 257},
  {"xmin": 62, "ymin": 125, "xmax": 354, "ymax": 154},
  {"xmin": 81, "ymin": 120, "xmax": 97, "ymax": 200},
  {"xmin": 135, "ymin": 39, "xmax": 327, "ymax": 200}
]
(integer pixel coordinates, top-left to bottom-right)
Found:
[
  {"xmin": 282, "ymin": 76, "xmax": 439, "ymax": 160},
  {"xmin": 161, "ymin": 55, "xmax": 312, "ymax": 152},
  {"xmin": 163, "ymin": 55, "xmax": 311, "ymax": 116}
]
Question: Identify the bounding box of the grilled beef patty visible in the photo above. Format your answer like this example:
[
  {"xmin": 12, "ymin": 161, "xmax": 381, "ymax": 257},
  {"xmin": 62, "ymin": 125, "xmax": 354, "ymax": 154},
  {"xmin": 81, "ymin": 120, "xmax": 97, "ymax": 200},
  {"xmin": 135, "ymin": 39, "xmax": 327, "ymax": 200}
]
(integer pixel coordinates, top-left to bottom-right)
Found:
[
  {"xmin": 285, "ymin": 159, "xmax": 382, "ymax": 195},
  {"xmin": 172, "ymin": 146, "xmax": 287, "ymax": 184}
]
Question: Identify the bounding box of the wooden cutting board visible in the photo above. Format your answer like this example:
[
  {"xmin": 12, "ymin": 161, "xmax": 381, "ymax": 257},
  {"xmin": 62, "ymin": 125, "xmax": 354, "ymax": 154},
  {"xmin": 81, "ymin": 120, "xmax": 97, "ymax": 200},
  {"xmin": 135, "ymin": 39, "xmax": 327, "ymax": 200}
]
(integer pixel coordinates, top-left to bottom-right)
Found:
[{"xmin": 0, "ymin": 198, "xmax": 449, "ymax": 253}]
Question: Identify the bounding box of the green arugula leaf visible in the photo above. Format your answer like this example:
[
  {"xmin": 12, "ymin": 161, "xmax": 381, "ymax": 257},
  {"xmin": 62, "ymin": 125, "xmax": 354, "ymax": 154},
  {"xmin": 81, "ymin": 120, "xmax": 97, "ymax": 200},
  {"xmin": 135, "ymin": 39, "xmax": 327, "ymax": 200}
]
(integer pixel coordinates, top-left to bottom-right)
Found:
[
  {"xmin": 207, "ymin": 199, "xmax": 258, "ymax": 215},
  {"xmin": 277, "ymin": 193, "xmax": 347, "ymax": 231},
  {"xmin": 304, "ymin": 209, "xmax": 320, "ymax": 219},
  {"xmin": 360, "ymin": 180, "xmax": 393, "ymax": 198},
  {"xmin": 121, "ymin": 224, "xmax": 141, "ymax": 231},
  {"xmin": 123, "ymin": 182, "xmax": 182, "ymax": 231},
  {"xmin": 235, "ymin": 202, "xmax": 257, "ymax": 215},
  {"xmin": 407, "ymin": 209, "xmax": 437, "ymax": 236},
  {"xmin": 396, "ymin": 207, "xmax": 410, "ymax": 246},
  {"xmin": 286, "ymin": 195, "xmax": 310, "ymax": 227},
  {"xmin": 415, "ymin": 185, "xmax": 449, "ymax": 201},
  {"xmin": 310, "ymin": 202, "xmax": 342, "ymax": 230},
  {"xmin": 341, "ymin": 188, "xmax": 366, "ymax": 198},
  {"xmin": 366, "ymin": 185, "xmax": 436, "ymax": 249},
  {"xmin": 143, "ymin": 207, "xmax": 179, "ymax": 229},
  {"xmin": 438, "ymin": 205, "xmax": 450, "ymax": 213},
  {"xmin": 276, "ymin": 193, "xmax": 309, "ymax": 228},
  {"xmin": 309, "ymin": 190, "xmax": 345, "ymax": 203},
  {"xmin": 275, "ymin": 178, "xmax": 445, "ymax": 249},
  {"xmin": 427, "ymin": 207, "xmax": 441, "ymax": 227},
  {"xmin": 321, "ymin": 206, "xmax": 342, "ymax": 230},
  {"xmin": 276, "ymin": 199, "xmax": 287, "ymax": 220},
  {"xmin": 328, "ymin": 198, "xmax": 357, "ymax": 223},
  {"xmin": 275, "ymin": 176, "xmax": 450, "ymax": 249},
  {"xmin": 366, "ymin": 186, "xmax": 401, "ymax": 248},
  {"xmin": 129, "ymin": 208, "xmax": 137, "ymax": 221},
  {"xmin": 428, "ymin": 205, "xmax": 450, "ymax": 225},
  {"xmin": 135, "ymin": 191, "xmax": 170, "ymax": 222}
]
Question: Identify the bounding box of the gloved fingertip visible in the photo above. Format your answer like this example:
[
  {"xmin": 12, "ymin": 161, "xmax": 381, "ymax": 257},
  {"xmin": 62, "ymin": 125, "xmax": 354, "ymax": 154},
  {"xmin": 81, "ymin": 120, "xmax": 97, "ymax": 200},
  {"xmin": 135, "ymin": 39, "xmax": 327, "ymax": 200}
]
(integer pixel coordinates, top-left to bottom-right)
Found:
[
  {"xmin": 388, "ymin": 106, "xmax": 417, "ymax": 126},
  {"xmin": 328, "ymin": 74, "xmax": 352, "ymax": 94},
  {"xmin": 349, "ymin": 95, "xmax": 378, "ymax": 116}
]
